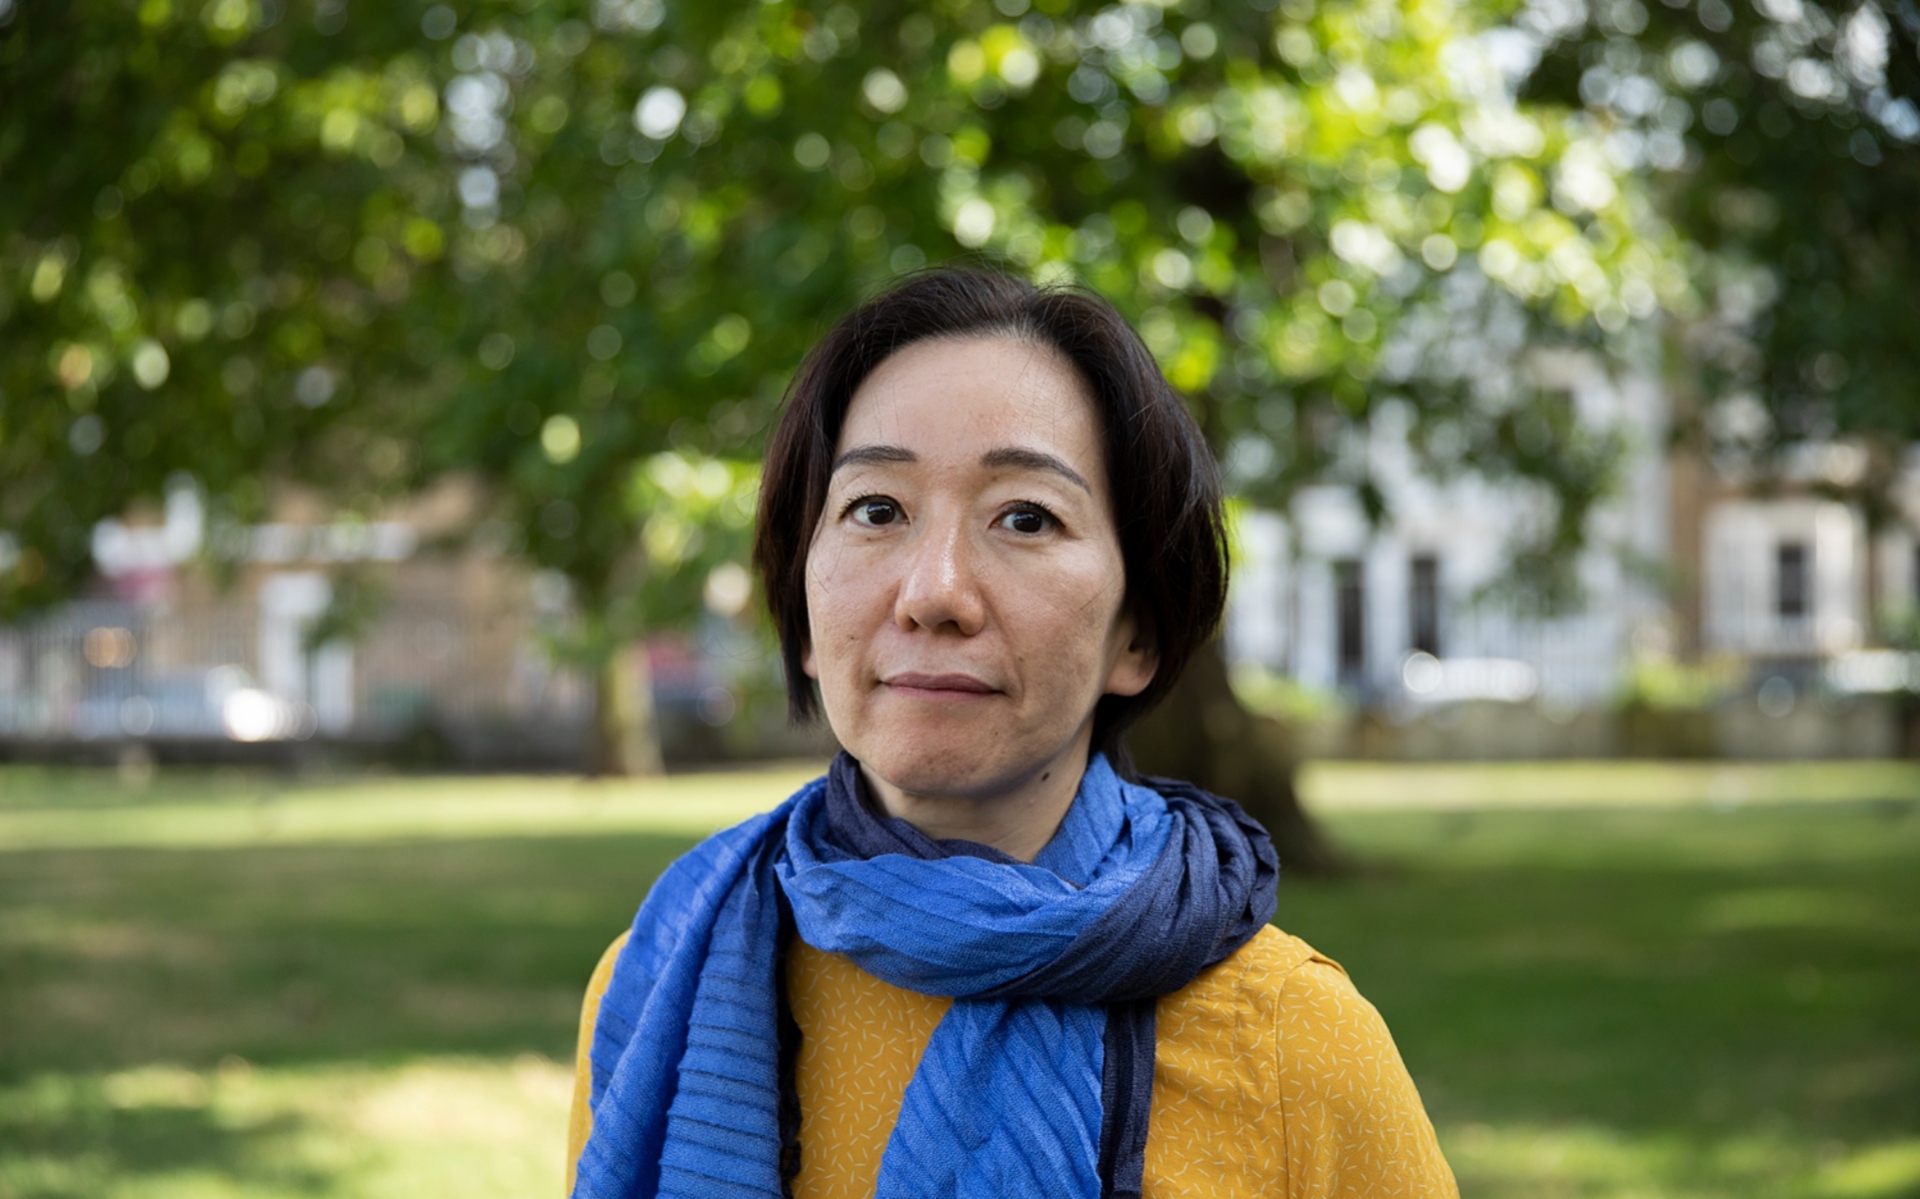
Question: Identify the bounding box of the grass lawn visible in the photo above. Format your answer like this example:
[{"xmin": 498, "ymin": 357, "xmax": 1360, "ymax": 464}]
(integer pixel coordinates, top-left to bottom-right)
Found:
[{"xmin": 1, "ymin": 760, "xmax": 1916, "ymax": 1198}]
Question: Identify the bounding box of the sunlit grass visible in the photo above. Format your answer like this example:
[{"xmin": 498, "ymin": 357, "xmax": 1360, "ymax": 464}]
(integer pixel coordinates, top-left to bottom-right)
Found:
[
  {"xmin": 0, "ymin": 762, "xmax": 825, "ymax": 852},
  {"xmin": 1298, "ymin": 759, "xmax": 1920, "ymax": 812},
  {"xmin": 1443, "ymin": 1124, "xmax": 1920, "ymax": 1199},
  {"xmin": 0, "ymin": 1057, "xmax": 570, "ymax": 1199},
  {"xmin": 1, "ymin": 761, "xmax": 1915, "ymax": 1197},
  {"xmin": 3, "ymin": 758, "xmax": 1914, "ymax": 852}
]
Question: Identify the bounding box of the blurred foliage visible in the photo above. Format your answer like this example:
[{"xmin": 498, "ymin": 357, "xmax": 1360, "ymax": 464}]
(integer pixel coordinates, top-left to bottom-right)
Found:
[
  {"xmin": 1882, "ymin": 605, "xmax": 1920, "ymax": 650},
  {"xmin": 1231, "ymin": 659, "xmax": 1352, "ymax": 720},
  {"xmin": 1, "ymin": 0, "xmax": 1912, "ymax": 640},
  {"xmin": 0, "ymin": 0, "xmax": 1677, "ymax": 628},
  {"xmin": 624, "ymin": 450, "xmax": 757, "ymax": 625},
  {"xmin": 1516, "ymin": 0, "xmax": 1920, "ymax": 526},
  {"xmin": 1615, "ymin": 650, "xmax": 1741, "ymax": 710}
]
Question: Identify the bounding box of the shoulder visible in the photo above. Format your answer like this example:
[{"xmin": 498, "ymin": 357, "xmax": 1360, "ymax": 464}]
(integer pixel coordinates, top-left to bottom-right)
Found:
[
  {"xmin": 1209, "ymin": 923, "xmax": 1329, "ymax": 989},
  {"xmin": 1159, "ymin": 924, "xmax": 1338, "ymax": 1036},
  {"xmin": 583, "ymin": 931, "xmax": 630, "ymax": 1019},
  {"xmin": 1157, "ymin": 926, "xmax": 1458, "ymax": 1198},
  {"xmin": 1170, "ymin": 924, "xmax": 1406, "ymax": 1066},
  {"xmin": 568, "ymin": 932, "xmax": 632, "ymax": 1193},
  {"xmin": 1208, "ymin": 926, "xmax": 1384, "ymax": 1057}
]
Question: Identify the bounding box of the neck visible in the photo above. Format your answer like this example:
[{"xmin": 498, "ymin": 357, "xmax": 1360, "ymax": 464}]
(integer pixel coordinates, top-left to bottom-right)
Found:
[{"xmin": 860, "ymin": 740, "xmax": 1094, "ymax": 863}]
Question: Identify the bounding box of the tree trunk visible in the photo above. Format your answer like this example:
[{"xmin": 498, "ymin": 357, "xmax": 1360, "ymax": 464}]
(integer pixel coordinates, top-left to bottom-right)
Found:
[
  {"xmin": 590, "ymin": 641, "xmax": 664, "ymax": 776},
  {"xmin": 1130, "ymin": 641, "xmax": 1348, "ymax": 875}
]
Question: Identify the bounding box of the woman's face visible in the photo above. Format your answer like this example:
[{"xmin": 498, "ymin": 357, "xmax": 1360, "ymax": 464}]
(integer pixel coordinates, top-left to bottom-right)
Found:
[{"xmin": 803, "ymin": 335, "xmax": 1156, "ymax": 804}]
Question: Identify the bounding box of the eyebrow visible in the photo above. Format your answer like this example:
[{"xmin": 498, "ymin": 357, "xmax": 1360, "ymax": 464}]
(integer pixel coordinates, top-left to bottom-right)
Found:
[
  {"xmin": 980, "ymin": 447, "xmax": 1091, "ymax": 493},
  {"xmin": 831, "ymin": 444, "xmax": 917, "ymax": 472},
  {"xmin": 831, "ymin": 444, "xmax": 1091, "ymax": 494}
]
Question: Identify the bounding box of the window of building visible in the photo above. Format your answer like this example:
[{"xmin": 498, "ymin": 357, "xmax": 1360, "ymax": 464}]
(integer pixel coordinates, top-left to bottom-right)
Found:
[
  {"xmin": 1409, "ymin": 554, "xmax": 1441, "ymax": 657},
  {"xmin": 1776, "ymin": 541, "xmax": 1810, "ymax": 621},
  {"xmin": 1335, "ymin": 558, "xmax": 1365, "ymax": 679}
]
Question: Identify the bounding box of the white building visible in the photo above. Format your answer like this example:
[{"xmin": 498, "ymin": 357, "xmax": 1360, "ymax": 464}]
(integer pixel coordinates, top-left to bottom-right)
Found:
[
  {"xmin": 1223, "ymin": 354, "xmax": 1920, "ymax": 707},
  {"xmin": 1702, "ymin": 447, "xmax": 1920, "ymax": 665}
]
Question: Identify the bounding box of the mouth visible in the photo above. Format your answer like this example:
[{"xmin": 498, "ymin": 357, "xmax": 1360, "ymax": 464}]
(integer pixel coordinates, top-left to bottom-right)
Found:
[{"xmin": 882, "ymin": 672, "xmax": 1000, "ymax": 700}]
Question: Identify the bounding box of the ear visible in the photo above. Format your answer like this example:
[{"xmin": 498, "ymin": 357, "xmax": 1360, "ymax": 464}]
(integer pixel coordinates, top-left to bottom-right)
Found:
[
  {"xmin": 801, "ymin": 639, "xmax": 819, "ymax": 680},
  {"xmin": 1103, "ymin": 614, "xmax": 1158, "ymax": 699}
]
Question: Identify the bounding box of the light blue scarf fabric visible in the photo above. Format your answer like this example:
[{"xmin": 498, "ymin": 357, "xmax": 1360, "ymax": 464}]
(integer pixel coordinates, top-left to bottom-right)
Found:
[{"xmin": 572, "ymin": 753, "xmax": 1272, "ymax": 1199}]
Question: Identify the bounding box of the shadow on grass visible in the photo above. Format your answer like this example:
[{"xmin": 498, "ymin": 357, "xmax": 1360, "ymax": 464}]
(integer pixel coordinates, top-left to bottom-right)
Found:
[
  {"xmin": 0, "ymin": 833, "xmax": 699, "ymax": 1079},
  {"xmin": 0, "ymin": 1070, "xmax": 326, "ymax": 1198},
  {"xmin": 1287, "ymin": 802, "xmax": 1920, "ymax": 1147}
]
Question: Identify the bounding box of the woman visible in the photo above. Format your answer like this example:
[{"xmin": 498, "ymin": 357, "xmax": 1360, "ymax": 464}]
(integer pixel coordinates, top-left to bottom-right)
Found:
[{"xmin": 568, "ymin": 270, "xmax": 1456, "ymax": 1198}]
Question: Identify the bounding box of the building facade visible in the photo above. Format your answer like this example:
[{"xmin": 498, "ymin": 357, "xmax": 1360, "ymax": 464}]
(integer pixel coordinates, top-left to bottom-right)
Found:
[{"xmin": 1223, "ymin": 353, "xmax": 1920, "ymax": 729}]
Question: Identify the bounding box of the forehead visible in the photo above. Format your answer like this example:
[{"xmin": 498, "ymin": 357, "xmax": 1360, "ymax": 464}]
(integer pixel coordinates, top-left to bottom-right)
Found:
[{"xmin": 837, "ymin": 336, "xmax": 1105, "ymax": 474}]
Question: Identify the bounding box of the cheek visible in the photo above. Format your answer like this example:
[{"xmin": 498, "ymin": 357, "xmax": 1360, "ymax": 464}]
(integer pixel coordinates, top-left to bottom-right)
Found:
[
  {"xmin": 1023, "ymin": 552, "xmax": 1127, "ymax": 654},
  {"xmin": 801, "ymin": 561, "xmax": 831, "ymax": 677},
  {"xmin": 802, "ymin": 543, "xmax": 869, "ymax": 674}
]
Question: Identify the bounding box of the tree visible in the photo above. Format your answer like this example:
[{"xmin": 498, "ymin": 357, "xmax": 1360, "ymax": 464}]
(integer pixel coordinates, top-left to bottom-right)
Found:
[
  {"xmin": 1, "ymin": 1, "xmax": 448, "ymax": 611},
  {"xmin": 4, "ymin": 0, "xmax": 1684, "ymax": 857},
  {"xmin": 1515, "ymin": 0, "xmax": 1920, "ymax": 633}
]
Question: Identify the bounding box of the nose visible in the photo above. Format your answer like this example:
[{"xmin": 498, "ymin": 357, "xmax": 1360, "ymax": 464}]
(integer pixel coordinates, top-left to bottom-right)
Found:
[{"xmin": 894, "ymin": 510, "xmax": 987, "ymax": 636}]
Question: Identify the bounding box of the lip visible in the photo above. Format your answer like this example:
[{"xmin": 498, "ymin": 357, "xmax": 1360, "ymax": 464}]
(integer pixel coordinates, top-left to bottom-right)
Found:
[{"xmin": 883, "ymin": 672, "xmax": 999, "ymax": 698}]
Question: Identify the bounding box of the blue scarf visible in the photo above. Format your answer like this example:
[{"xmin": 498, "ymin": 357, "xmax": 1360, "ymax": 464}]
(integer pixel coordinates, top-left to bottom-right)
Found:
[{"xmin": 572, "ymin": 752, "xmax": 1278, "ymax": 1199}]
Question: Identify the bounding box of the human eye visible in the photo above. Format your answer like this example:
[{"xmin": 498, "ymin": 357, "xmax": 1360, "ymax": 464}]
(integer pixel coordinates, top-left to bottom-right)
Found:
[
  {"xmin": 994, "ymin": 502, "xmax": 1058, "ymax": 535},
  {"xmin": 841, "ymin": 495, "xmax": 903, "ymax": 528}
]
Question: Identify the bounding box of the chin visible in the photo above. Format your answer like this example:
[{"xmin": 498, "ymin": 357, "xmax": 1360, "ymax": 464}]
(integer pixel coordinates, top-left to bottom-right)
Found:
[
  {"xmin": 858, "ymin": 737, "xmax": 1035, "ymax": 803},
  {"xmin": 825, "ymin": 688, "xmax": 1088, "ymax": 802}
]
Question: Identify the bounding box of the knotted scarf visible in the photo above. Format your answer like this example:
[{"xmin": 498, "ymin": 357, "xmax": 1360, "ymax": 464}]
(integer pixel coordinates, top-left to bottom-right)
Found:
[{"xmin": 571, "ymin": 752, "xmax": 1278, "ymax": 1199}]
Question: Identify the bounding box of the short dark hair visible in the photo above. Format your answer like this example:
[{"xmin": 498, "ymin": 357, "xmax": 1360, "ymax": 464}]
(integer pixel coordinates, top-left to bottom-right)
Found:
[{"xmin": 753, "ymin": 269, "xmax": 1227, "ymax": 768}]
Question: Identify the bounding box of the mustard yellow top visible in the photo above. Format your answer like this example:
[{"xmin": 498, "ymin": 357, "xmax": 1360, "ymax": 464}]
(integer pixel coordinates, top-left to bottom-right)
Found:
[{"xmin": 569, "ymin": 925, "xmax": 1457, "ymax": 1198}]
